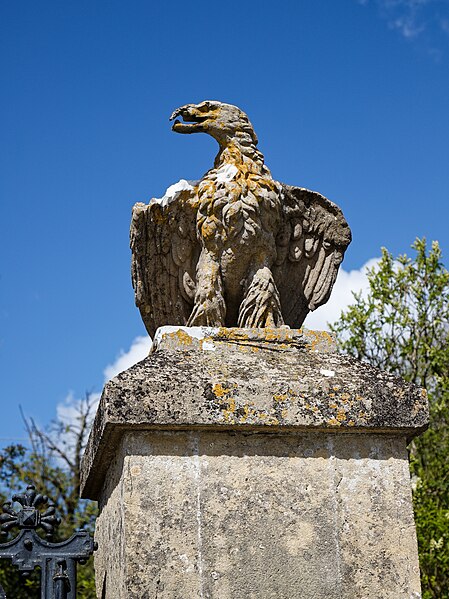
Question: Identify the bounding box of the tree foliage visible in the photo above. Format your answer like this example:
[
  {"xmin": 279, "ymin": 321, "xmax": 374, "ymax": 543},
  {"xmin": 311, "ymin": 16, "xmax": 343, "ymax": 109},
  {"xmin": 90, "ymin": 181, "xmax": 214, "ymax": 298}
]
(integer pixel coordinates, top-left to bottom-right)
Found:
[
  {"xmin": 331, "ymin": 238, "xmax": 449, "ymax": 598},
  {"xmin": 0, "ymin": 395, "xmax": 98, "ymax": 598}
]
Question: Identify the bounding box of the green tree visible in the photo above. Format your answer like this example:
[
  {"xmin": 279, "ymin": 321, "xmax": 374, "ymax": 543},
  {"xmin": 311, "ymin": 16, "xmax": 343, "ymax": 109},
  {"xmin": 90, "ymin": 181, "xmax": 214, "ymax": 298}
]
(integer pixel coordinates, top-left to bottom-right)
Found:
[
  {"xmin": 0, "ymin": 394, "xmax": 98, "ymax": 598},
  {"xmin": 331, "ymin": 238, "xmax": 449, "ymax": 598}
]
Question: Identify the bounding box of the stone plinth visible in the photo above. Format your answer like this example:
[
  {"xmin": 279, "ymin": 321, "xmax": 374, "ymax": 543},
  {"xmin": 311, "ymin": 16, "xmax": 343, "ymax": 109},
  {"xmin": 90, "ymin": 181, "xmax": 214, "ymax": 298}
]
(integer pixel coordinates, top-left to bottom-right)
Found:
[{"xmin": 80, "ymin": 327, "xmax": 428, "ymax": 599}]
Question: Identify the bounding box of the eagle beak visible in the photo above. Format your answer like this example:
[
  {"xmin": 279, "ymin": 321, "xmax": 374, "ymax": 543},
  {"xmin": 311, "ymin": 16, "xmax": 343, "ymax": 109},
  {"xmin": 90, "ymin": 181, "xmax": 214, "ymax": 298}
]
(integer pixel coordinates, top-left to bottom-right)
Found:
[
  {"xmin": 169, "ymin": 104, "xmax": 207, "ymax": 134},
  {"xmin": 169, "ymin": 105, "xmax": 190, "ymax": 121}
]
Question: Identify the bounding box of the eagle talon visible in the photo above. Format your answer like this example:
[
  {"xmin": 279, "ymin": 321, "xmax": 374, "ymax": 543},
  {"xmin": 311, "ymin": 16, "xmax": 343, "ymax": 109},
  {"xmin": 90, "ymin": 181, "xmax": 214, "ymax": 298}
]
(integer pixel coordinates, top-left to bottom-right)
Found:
[{"xmin": 187, "ymin": 299, "xmax": 226, "ymax": 327}]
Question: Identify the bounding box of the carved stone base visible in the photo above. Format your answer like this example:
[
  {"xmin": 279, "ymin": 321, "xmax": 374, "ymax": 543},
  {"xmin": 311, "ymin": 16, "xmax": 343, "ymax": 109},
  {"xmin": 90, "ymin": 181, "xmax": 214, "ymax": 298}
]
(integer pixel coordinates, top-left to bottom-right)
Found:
[{"xmin": 80, "ymin": 327, "xmax": 427, "ymax": 599}]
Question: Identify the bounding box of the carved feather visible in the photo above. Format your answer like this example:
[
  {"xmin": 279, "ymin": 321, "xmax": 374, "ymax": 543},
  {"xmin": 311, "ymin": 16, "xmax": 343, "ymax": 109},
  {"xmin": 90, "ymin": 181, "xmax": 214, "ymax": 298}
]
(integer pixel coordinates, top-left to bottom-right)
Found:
[
  {"xmin": 130, "ymin": 189, "xmax": 199, "ymax": 337},
  {"xmin": 273, "ymin": 184, "xmax": 352, "ymax": 327}
]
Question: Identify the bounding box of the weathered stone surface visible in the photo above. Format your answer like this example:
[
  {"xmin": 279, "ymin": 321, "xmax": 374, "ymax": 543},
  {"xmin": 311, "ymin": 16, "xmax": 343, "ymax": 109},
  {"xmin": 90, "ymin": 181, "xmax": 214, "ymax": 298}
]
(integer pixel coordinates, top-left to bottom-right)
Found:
[
  {"xmin": 81, "ymin": 327, "xmax": 428, "ymax": 499},
  {"xmin": 93, "ymin": 430, "xmax": 422, "ymax": 599},
  {"xmin": 131, "ymin": 101, "xmax": 351, "ymax": 337},
  {"xmin": 81, "ymin": 327, "xmax": 427, "ymax": 598}
]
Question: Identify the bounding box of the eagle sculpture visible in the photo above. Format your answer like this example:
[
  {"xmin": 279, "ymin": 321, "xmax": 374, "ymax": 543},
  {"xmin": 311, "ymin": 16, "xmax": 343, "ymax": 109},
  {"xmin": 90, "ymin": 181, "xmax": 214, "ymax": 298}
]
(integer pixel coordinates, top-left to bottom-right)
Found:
[{"xmin": 131, "ymin": 101, "xmax": 351, "ymax": 337}]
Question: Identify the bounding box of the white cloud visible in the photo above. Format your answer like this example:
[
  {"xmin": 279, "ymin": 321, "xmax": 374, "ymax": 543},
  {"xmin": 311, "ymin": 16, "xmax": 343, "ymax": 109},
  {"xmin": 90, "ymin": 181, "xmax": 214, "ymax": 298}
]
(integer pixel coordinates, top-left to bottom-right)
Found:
[
  {"xmin": 305, "ymin": 258, "xmax": 379, "ymax": 331},
  {"xmin": 56, "ymin": 391, "xmax": 101, "ymax": 426},
  {"xmin": 49, "ymin": 391, "xmax": 102, "ymax": 462},
  {"xmin": 103, "ymin": 335, "xmax": 152, "ymax": 381},
  {"xmin": 381, "ymin": 0, "xmax": 429, "ymax": 39},
  {"xmin": 55, "ymin": 336, "xmax": 152, "ymax": 436},
  {"xmin": 358, "ymin": 0, "xmax": 449, "ymax": 43}
]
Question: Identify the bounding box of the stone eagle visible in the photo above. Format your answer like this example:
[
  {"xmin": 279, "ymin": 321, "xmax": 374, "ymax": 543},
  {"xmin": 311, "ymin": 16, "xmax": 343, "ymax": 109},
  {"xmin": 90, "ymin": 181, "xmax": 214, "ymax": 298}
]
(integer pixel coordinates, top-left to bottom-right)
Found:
[{"xmin": 131, "ymin": 101, "xmax": 351, "ymax": 337}]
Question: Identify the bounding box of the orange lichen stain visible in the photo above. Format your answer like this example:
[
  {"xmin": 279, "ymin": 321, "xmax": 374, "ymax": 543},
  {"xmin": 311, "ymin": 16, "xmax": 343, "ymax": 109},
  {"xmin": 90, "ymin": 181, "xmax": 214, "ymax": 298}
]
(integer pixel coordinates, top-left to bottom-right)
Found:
[
  {"xmin": 198, "ymin": 338, "xmax": 213, "ymax": 351},
  {"xmin": 235, "ymin": 345, "xmax": 249, "ymax": 354},
  {"xmin": 212, "ymin": 382, "xmax": 233, "ymax": 398},
  {"xmin": 221, "ymin": 396, "xmax": 237, "ymax": 422},
  {"xmin": 327, "ymin": 418, "xmax": 341, "ymax": 426},
  {"xmin": 329, "ymin": 403, "xmax": 337, "ymax": 409},
  {"xmin": 264, "ymin": 329, "xmax": 279, "ymax": 342},
  {"xmin": 166, "ymin": 329, "xmax": 195, "ymax": 347},
  {"xmin": 308, "ymin": 329, "xmax": 335, "ymax": 352},
  {"xmin": 242, "ymin": 404, "xmax": 255, "ymax": 419},
  {"xmin": 216, "ymin": 328, "xmax": 250, "ymax": 346},
  {"xmin": 329, "ymin": 393, "xmax": 336, "ymax": 398},
  {"xmin": 336, "ymin": 409, "xmax": 347, "ymax": 422},
  {"xmin": 348, "ymin": 420, "xmax": 355, "ymax": 426},
  {"xmin": 355, "ymin": 395, "xmax": 364, "ymax": 403},
  {"xmin": 273, "ymin": 393, "xmax": 288, "ymax": 403},
  {"xmin": 264, "ymin": 416, "xmax": 280, "ymax": 425},
  {"xmin": 333, "ymin": 385, "xmax": 341, "ymax": 392}
]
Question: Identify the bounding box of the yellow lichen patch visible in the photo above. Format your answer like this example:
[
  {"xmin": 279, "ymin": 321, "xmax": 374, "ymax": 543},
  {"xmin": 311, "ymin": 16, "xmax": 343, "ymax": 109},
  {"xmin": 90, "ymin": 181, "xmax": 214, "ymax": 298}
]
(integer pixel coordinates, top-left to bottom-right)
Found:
[
  {"xmin": 216, "ymin": 328, "xmax": 249, "ymax": 342},
  {"xmin": 307, "ymin": 329, "xmax": 335, "ymax": 352},
  {"xmin": 336, "ymin": 409, "xmax": 347, "ymax": 422},
  {"xmin": 327, "ymin": 418, "xmax": 341, "ymax": 426},
  {"xmin": 273, "ymin": 393, "xmax": 288, "ymax": 403},
  {"xmin": 263, "ymin": 416, "xmax": 280, "ymax": 425},
  {"xmin": 340, "ymin": 393, "xmax": 351, "ymax": 402},
  {"xmin": 221, "ymin": 396, "xmax": 237, "ymax": 422},
  {"xmin": 163, "ymin": 329, "xmax": 196, "ymax": 348},
  {"xmin": 264, "ymin": 328, "xmax": 282, "ymax": 342},
  {"xmin": 212, "ymin": 382, "xmax": 235, "ymax": 398},
  {"xmin": 242, "ymin": 404, "xmax": 255, "ymax": 419},
  {"xmin": 198, "ymin": 337, "xmax": 213, "ymax": 351}
]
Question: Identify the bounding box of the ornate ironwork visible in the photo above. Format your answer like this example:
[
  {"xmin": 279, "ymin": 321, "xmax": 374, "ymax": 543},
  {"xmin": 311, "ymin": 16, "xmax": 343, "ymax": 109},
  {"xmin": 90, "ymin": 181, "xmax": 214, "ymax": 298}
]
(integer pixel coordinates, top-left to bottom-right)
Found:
[{"xmin": 0, "ymin": 485, "xmax": 97, "ymax": 599}]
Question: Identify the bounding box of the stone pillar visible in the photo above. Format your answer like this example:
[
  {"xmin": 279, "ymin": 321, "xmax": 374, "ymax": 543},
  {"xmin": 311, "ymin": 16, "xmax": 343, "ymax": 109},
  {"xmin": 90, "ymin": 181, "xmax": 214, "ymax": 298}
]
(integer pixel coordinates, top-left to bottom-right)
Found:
[{"xmin": 80, "ymin": 327, "xmax": 428, "ymax": 599}]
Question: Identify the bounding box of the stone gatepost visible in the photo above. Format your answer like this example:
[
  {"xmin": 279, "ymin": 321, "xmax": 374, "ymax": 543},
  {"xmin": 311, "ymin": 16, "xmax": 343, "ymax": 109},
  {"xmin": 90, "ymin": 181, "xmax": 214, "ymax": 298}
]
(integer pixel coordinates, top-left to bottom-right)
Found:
[{"xmin": 80, "ymin": 327, "xmax": 428, "ymax": 599}]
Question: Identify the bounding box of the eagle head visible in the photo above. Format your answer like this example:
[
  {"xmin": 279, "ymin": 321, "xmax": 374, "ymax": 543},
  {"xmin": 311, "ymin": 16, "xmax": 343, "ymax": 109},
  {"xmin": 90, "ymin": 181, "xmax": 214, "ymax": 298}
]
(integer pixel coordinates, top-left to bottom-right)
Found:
[{"xmin": 169, "ymin": 100, "xmax": 258, "ymax": 146}]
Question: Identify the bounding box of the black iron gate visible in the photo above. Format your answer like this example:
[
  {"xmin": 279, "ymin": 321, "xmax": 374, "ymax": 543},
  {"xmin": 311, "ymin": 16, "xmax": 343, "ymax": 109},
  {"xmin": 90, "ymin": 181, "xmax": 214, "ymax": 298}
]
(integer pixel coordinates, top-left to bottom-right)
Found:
[{"xmin": 0, "ymin": 485, "xmax": 96, "ymax": 598}]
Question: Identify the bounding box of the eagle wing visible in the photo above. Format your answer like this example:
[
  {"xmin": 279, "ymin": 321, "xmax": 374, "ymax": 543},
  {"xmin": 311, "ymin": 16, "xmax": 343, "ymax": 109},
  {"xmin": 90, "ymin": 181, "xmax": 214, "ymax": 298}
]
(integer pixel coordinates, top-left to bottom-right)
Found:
[
  {"xmin": 130, "ymin": 185, "xmax": 200, "ymax": 338},
  {"xmin": 273, "ymin": 184, "xmax": 352, "ymax": 328}
]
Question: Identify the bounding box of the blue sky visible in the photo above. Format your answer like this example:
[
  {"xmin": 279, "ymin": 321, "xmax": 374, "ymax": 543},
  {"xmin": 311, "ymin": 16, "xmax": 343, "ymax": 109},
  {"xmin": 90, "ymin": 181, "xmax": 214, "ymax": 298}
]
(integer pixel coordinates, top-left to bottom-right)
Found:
[{"xmin": 1, "ymin": 0, "xmax": 449, "ymax": 443}]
